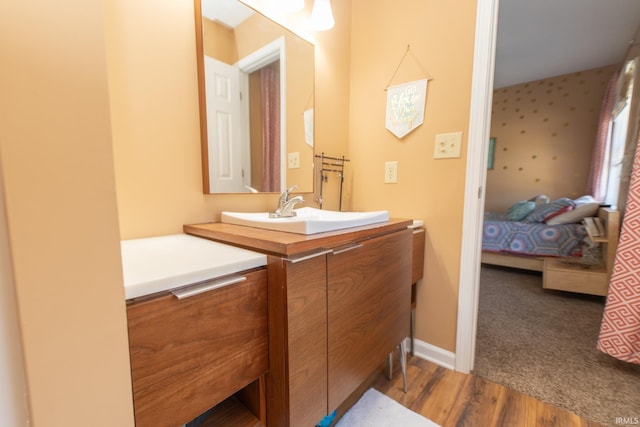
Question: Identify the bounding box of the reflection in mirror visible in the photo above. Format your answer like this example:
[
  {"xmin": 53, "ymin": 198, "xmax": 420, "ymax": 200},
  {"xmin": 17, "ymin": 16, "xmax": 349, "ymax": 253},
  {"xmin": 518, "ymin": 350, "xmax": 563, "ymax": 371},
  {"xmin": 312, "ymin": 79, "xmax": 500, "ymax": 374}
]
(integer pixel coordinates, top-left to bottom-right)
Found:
[{"xmin": 195, "ymin": 0, "xmax": 315, "ymax": 194}]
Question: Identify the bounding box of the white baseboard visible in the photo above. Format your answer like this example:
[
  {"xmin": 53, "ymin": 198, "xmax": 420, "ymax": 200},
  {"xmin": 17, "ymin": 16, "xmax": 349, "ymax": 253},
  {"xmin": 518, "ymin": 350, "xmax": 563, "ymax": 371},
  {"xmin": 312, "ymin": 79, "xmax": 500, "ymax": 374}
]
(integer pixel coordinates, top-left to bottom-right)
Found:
[{"xmin": 405, "ymin": 337, "xmax": 456, "ymax": 371}]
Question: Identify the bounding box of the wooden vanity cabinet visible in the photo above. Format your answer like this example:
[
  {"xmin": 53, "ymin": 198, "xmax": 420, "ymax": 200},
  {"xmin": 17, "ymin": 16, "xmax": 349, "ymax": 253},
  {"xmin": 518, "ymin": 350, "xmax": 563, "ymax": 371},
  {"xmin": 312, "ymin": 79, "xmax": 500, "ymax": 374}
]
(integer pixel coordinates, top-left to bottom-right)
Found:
[
  {"xmin": 126, "ymin": 268, "xmax": 268, "ymax": 427},
  {"xmin": 183, "ymin": 219, "xmax": 413, "ymax": 427},
  {"xmin": 265, "ymin": 229, "xmax": 411, "ymax": 426}
]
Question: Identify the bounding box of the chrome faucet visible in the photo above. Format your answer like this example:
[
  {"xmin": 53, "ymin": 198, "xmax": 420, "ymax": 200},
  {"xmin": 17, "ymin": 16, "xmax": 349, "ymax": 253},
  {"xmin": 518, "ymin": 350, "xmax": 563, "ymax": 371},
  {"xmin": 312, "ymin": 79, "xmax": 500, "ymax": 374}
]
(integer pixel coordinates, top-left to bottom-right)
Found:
[{"xmin": 270, "ymin": 185, "xmax": 303, "ymax": 218}]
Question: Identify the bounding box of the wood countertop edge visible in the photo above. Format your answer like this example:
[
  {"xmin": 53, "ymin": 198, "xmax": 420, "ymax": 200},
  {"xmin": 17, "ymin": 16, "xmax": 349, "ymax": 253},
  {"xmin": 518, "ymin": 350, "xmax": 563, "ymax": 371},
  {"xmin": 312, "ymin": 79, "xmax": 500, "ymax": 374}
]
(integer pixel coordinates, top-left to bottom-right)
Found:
[{"xmin": 183, "ymin": 219, "xmax": 413, "ymax": 257}]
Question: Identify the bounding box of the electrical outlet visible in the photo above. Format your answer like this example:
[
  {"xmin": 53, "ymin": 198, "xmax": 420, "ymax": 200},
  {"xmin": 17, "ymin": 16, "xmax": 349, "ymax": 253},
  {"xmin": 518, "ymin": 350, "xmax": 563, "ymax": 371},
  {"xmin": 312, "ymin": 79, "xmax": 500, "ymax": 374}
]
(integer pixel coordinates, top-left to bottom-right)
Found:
[
  {"xmin": 288, "ymin": 152, "xmax": 300, "ymax": 169},
  {"xmin": 384, "ymin": 161, "xmax": 398, "ymax": 183},
  {"xmin": 434, "ymin": 132, "xmax": 463, "ymax": 159}
]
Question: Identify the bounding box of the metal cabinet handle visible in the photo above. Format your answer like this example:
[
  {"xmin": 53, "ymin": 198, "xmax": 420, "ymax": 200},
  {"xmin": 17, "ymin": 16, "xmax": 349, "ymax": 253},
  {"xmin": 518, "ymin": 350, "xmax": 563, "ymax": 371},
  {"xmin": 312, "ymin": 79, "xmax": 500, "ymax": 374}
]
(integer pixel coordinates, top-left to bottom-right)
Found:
[
  {"xmin": 171, "ymin": 275, "xmax": 246, "ymax": 300},
  {"xmin": 331, "ymin": 243, "xmax": 363, "ymax": 255},
  {"xmin": 285, "ymin": 249, "xmax": 333, "ymax": 264}
]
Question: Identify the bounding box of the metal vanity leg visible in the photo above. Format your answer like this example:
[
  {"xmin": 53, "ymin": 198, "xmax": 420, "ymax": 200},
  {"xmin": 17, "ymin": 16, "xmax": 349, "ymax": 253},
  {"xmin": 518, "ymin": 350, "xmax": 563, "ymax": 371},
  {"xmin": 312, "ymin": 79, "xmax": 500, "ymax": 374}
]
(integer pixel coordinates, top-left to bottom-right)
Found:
[
  {"xmin": 386, "ymin": 342, "xmax": 408, "ymax": 393},
  {"xmin": 398, "ymin": 341, "xmax": 408, "ymax": 393},
  {"xmin": 410, "ymin": 308, "xmax": 415, "ymax": 356}
]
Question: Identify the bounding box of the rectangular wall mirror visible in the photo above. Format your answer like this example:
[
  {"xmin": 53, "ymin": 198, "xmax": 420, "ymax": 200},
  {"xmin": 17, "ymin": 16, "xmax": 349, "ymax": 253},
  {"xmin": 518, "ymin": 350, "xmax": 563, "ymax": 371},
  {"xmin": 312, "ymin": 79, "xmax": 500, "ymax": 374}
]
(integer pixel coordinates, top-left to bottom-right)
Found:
[{"xmin": 195, "ymin": 0, "xmax": 315, "ymax": 194}]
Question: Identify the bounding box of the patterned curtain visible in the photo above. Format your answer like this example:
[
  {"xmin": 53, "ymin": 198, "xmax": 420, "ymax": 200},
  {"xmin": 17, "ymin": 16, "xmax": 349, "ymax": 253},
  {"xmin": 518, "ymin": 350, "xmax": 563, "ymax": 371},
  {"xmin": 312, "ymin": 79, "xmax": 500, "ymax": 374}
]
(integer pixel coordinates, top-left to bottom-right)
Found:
[
  {"xmin": 261, "ymin": 62, "xmax": 281, "ymax": 193},
  {"xmin": 597, "ymin": 134, "xmax": 640, "ymax": 364},
  {"xmin": 587, "ymin": 71, "xmax": 618, "ymax": 201}
]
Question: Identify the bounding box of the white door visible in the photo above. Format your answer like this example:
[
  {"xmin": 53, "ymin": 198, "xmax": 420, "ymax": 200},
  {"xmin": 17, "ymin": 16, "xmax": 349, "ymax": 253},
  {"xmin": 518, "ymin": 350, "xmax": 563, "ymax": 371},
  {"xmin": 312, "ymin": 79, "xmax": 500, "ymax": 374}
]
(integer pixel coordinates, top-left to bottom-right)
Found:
[{"xmin": 204, "ymin": 56, "xmax": 247, "ymax": 192}]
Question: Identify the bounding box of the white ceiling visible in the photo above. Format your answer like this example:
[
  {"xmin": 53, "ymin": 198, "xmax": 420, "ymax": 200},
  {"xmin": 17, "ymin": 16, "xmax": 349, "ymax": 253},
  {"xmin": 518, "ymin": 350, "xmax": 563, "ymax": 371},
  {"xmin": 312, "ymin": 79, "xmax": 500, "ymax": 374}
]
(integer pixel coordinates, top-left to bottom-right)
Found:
[
  {"xmin": 494, "ymin": 0, "xmax": 640, "ymax": 88},
  {"xmin": 201, "ymin": 0, "xmax": 254, "ymax": 28}
]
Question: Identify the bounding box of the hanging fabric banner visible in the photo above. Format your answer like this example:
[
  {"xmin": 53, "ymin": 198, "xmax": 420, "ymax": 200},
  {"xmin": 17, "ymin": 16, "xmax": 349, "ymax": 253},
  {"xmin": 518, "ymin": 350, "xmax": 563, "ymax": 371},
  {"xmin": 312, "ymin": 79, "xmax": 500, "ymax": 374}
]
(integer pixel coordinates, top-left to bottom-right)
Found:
[{"xmin": 385, "ymin": 78, "xmax": 428, "ymax": 139}]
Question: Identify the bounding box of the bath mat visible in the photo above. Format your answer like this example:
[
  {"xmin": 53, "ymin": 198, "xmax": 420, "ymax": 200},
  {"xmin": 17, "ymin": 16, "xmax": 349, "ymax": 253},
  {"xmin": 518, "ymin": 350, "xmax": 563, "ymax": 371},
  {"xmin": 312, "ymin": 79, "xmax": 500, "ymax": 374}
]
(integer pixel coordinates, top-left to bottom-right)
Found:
[{"xmin": 334, "ymin": 388, "xmax": 440, "ymax": 427}]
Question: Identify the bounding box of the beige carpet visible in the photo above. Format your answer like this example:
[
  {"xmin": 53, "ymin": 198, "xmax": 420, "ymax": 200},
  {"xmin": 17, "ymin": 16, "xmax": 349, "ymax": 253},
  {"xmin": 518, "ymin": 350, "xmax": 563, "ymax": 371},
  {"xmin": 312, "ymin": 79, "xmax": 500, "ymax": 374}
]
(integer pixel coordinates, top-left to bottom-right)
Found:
[{"xmin": 474, "ymin": 266, "xmax": 640, "ymax": 427}]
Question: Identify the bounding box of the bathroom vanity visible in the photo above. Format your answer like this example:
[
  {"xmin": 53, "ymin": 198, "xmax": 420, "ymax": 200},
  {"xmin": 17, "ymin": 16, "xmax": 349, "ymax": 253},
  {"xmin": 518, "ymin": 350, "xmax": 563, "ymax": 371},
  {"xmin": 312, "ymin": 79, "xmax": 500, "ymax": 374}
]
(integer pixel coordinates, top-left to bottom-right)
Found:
[{"xmin": 184, "ymin": 218, "xmax": 413, "ymax": 426}]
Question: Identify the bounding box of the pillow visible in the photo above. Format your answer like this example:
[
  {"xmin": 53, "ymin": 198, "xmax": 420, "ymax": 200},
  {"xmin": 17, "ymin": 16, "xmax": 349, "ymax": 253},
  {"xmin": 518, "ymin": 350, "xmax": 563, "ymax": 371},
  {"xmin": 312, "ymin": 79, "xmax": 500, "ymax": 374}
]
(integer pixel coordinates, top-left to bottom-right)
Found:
[
  {"xmin": 507, "ymin": 201, "xmax": 536, "ymax": 221},
  {"xmin": 528, "ymin": 194, "xmax": 550, "ymax": 206},
  {"xmin": 546, "ymin": 202, "xmax": 600, "ymax": 225},
  {"xmin": 523, "ymin": 198, "xmax": 575, "ymax": 223},
  {"xmin": 544, "ymin": 205, "xmax": 574, "ymax": 222},
  {"xmin": 573, "ymin": 195, "xmax": 597, "ymax": 206}
]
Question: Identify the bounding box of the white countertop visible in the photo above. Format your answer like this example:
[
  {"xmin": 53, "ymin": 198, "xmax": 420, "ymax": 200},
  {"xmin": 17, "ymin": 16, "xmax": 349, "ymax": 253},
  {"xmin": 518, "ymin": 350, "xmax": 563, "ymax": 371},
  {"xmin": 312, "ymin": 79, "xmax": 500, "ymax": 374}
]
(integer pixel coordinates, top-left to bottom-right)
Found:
[
  {"xmin": 121, "ymin": 234, "xmax": 267, "ymax": 300},
  {"xmin": 409, "ymin": 219, "xmax": 424, "ymax": 229}
]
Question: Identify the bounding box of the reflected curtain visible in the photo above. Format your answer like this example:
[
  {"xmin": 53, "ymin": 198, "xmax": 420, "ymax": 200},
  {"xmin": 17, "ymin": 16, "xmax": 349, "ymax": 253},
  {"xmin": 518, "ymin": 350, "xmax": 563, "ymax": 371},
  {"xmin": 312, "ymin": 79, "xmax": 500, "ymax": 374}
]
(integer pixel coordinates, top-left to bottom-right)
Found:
[
  {"xmin": 587, "ymin": 71, "xmax": 618, "ymax": 201},
  {"xmin": 597, "ymin": 133, "xmax": 640, "ymax": 365},
  {"xmin": 261, "ymin": 62, "xmax": 280, "ymax": 192}
]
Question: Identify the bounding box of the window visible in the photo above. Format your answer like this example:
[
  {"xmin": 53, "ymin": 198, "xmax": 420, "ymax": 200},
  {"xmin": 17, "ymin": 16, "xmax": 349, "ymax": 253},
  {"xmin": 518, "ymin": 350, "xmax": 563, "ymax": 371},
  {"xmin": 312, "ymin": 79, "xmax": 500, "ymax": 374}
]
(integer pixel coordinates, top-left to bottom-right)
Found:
[
  {"xmin": 604, "ymin": 102, "xmax": 630, "ymax": 209},
  {"xmin": 594, "ymin": 58, "xmax": 636, "ymax": 209}
]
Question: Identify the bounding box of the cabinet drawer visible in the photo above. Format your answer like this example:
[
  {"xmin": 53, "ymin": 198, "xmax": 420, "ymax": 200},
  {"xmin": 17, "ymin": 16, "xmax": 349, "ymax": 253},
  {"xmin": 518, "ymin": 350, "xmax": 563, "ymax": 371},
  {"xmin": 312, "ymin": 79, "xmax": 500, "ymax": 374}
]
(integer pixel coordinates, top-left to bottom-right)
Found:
[
  {"xmin": 126, "ymin": 268, "xmax": 268, "ymax": 427},
  {"xmin": 543, "ymin": 259, "xmax": 608, "ymax": 296}
]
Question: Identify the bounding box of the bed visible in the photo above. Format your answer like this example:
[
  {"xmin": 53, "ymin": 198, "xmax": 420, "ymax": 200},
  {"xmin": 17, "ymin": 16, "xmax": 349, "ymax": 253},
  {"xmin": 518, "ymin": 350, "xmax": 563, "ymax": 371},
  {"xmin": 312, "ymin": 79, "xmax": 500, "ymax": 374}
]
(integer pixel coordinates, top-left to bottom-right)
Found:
[{"xmin": 481, "ymin": 197, "xmax": 620, "ymax": 296}]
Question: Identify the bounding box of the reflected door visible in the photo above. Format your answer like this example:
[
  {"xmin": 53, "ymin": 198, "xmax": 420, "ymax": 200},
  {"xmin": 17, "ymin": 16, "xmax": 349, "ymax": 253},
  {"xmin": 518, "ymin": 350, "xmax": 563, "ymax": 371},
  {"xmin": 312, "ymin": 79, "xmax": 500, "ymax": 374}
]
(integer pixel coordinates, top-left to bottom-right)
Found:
[{"xmin": 205, "ymin": 56, "xmax": 247, "ymax": 192}]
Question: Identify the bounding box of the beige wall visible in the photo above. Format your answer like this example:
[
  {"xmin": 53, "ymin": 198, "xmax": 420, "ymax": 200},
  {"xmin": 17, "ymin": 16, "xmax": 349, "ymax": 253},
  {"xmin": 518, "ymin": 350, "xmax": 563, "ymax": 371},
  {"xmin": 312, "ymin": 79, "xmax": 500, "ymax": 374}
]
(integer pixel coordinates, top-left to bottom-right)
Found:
[
  {"xmin": 348, "ymin": 0, "xmax": 477, "ymax": 351},
  {"xmin": 203, "ymin": 18, "xmax": 238, "ymax": 64},
  {"xmin": 0, "ymin": 0, "xmax": 135, "ymax": 425},
  {"xmin": 486, "ymin": 65, "xmax": 618, "ymax": 212}
]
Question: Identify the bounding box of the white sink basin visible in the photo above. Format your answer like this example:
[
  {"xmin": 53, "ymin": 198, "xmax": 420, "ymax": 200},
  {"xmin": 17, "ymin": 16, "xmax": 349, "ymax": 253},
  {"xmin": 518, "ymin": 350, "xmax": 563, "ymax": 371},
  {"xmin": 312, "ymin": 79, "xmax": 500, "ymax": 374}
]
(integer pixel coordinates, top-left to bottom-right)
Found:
[{"xmin": 221, "ymin": 207, "xmax": 389, "ymax": 235}]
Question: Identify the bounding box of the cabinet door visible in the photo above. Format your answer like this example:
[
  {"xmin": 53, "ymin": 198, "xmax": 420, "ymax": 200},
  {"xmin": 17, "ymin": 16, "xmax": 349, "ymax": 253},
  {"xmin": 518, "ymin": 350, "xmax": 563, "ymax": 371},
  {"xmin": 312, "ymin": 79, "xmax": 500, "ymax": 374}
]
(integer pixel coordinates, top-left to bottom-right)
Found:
[
  {"xmin": 127, "ymin": 269, "xmax": 268, "ymax": 427},
  {"xmin": 266, "ymin": 254, "xmax": 328, "ymax": 427},
  {"xmin": 327, "ymin": 229, "xmax": 412, "ymax": 410}
]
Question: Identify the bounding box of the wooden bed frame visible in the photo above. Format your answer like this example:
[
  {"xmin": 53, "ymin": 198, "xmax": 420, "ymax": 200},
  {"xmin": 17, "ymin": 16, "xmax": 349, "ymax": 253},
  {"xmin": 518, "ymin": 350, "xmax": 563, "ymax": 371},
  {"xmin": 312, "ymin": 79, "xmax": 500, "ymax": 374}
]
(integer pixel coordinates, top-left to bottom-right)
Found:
[{"xmin": 481, "ymin": 207, "xmax": 620, "ymax": 296}]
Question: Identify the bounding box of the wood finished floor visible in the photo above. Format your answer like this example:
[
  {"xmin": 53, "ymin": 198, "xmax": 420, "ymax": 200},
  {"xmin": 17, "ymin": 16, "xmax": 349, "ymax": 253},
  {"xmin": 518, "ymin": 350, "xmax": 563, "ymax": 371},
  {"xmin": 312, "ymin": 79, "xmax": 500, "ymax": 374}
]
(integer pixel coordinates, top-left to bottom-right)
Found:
[{"xmin": 370, "ymin": 356, "xmax": 604, "ymax": 427}]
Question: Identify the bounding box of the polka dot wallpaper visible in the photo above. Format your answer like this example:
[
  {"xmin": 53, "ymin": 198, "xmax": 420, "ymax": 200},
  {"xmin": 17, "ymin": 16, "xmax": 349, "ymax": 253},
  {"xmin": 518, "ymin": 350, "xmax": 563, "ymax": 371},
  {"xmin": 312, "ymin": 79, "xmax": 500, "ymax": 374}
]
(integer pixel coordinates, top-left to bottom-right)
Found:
[{"xmin": 485, "ymin": 64, "xmax": 618, "ymax": 212}]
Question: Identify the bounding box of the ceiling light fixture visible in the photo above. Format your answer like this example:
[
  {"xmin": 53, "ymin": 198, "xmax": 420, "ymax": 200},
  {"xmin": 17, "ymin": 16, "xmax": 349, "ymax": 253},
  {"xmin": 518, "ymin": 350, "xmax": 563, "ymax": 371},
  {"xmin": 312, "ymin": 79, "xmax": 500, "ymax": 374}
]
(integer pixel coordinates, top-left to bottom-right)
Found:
[
  {"xmin": 283, "ymin": 0, "xmax": 305, "ymax": 13},
  {"xmin": 310, "ymin": 0, "xmax": 334, "ymax": 31}
]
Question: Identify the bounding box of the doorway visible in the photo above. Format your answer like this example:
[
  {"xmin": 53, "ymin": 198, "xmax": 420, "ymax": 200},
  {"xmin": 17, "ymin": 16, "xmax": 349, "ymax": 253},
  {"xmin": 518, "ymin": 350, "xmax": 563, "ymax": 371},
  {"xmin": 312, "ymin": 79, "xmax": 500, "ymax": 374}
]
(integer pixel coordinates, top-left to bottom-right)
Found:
[{"xmin": 454, "ymin": 0, "xmax": 499, "ymax": 373}]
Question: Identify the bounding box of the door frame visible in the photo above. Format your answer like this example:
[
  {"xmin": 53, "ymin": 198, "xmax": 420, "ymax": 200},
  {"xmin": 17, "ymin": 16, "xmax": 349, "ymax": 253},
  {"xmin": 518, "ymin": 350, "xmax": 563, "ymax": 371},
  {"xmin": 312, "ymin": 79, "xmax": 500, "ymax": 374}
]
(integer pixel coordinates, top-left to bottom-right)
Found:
[
  {"xmin": 237, "ymin": 36, "xmax": 287, "ymax": 193},
  {"xmin": 455, "ymin": 0, "xmax": 500, "ymax": 373}
]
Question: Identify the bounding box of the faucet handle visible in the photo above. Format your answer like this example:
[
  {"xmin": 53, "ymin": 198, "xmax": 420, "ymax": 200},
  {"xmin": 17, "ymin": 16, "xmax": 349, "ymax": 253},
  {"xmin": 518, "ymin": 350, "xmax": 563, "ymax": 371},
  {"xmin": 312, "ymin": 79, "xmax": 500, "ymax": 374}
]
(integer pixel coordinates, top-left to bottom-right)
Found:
[
  {"xmin": 277, "ymin": 184, "xmax": 298, "ymax": 207},
  {"xmin": 284, "ymin": 184, "xmax": 299, "ymax": 196}
]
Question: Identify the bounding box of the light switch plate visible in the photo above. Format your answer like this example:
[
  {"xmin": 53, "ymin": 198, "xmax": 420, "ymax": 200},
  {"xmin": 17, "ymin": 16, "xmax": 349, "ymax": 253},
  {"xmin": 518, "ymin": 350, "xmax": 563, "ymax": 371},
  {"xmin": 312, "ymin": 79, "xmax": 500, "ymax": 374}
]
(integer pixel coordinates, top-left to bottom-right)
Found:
[{"xmin": 434, "ymin": 132, "xmax": 463, "ymax": 159}]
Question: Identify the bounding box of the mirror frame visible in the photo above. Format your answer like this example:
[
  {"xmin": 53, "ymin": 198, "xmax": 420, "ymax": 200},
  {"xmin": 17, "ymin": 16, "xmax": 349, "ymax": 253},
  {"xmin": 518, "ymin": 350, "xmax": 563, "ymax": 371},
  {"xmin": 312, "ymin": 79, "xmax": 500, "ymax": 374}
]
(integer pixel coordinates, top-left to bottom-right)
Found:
[{"xmin": 194, "ymin": 0, "xmax": 210, "ymax": 193}]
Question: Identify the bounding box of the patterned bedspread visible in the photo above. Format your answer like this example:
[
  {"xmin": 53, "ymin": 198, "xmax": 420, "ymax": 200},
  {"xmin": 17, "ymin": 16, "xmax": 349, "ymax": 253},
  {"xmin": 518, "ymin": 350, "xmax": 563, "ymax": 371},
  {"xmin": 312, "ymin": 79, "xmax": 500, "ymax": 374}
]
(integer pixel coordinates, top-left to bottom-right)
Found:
[{"xmin": 482, "ymin": 212, "xmax": 588, "ymax": 257}]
